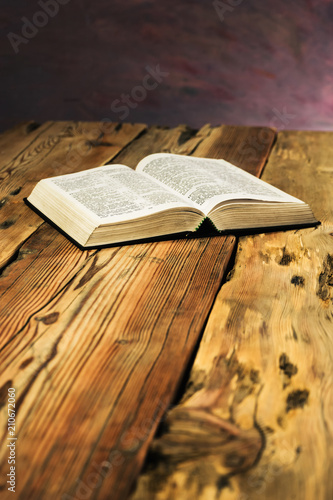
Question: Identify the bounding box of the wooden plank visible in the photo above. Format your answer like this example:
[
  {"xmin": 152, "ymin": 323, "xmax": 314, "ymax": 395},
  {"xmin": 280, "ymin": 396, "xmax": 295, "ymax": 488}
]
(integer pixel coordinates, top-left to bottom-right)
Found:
[
  {"xmin": 0, "ymin": 123, "xmax": 210, "ymax": 352},
  {"xmin": 130, "ymin": 131, "xmax": 333, "ymax": 500},
  {"xmin": 0, "ymin": 122, "xmax": 51, "ymax": 165},
  {"xmin": 115, "ymin": 124, "xmax": 275, "ymax": 174},
  {"xmin": 0, "ymin": 124, "xmax": 204, "ymax": 354},
  {"xmin": 113, "ymin": 123, "xmax": 206, "ymax": 168},
  {"xmin": 0, "ymin": 124, "xmax": 275, "ymax": 500},
  {"xmin": 0, "ymin": 224, "xmax": 96, "ymax": 351},
  {"xmin": 0, "ymin": 120, "xmax": 146, "ymax": 270},
  {"xmin": 0, "ymin": 236, "xmax": 235, "ymax": 500},
  {"xmin": 192, "ymin": 124, "xmax": 275, "ymax": 176}
]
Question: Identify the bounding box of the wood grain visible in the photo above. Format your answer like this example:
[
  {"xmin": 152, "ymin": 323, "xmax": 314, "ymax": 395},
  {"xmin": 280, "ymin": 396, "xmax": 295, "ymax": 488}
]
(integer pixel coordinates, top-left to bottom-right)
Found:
[
  {"xmin": 0, "ymin": 236, "xmax": 235, "ymax": 500},
  {"xmin": 0, "ymin": 120, "xmax": 146, "ymax": 270},
  {"xmin": 130, "ymin": 131, "xmax": 333, "ymax": 500},
  {"xmin": 0, "ymin": 123, "xmax": 275, "ymax": 500},
  {"xmin": 0, "ymin": 122, "xmax": 50, "ymax": 164},
  {"xmin": 0, "ymin": 224, "xmax": 96, "ymax": 352},
  {"xmin": 192, "ymin": 124, "xmax": 275, "ymax": 177},
  {"xmin": 0, "ymin": 124, "xmax": 202, "ymax": 354}
]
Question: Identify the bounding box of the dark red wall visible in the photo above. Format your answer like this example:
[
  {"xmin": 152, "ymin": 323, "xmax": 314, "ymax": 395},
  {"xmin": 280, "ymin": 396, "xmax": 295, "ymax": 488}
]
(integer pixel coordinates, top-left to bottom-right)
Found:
[{"xmin": 1, "ymin": 0, "xmax": 333, "ymax": 132}]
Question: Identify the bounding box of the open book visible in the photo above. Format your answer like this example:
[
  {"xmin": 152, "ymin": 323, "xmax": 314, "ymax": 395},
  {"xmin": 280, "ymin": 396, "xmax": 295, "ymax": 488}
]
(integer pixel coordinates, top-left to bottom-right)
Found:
[{"xmin": 27, "ymin": 153, "xmax": 318, "ymax": 247}]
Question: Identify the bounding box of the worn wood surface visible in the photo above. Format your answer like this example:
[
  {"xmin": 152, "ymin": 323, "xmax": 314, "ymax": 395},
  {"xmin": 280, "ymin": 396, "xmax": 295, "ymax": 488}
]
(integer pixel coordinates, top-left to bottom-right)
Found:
[
  {"xmin": 0, "ymin": 122, "xmax": 275, "ymax": 500},
  {"xmin": 131, "ymin": 131, "xmax": 333, "ymax": 500},
  {"xmin": 0, "ymin": 120, "xmax": 146, "ymax": 270}
]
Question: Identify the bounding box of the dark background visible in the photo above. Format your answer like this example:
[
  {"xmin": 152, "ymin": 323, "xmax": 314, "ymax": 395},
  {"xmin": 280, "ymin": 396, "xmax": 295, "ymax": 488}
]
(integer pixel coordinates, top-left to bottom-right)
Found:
[{"xmin": 1, "ymin": 0, "xmax": 333, "ymax": 133}]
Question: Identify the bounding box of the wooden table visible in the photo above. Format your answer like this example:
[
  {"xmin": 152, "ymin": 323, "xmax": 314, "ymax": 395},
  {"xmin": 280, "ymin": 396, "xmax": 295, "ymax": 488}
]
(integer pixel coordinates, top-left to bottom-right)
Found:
[{"xmin": 0, "ymin": 121, "xmax": 332, "ymax": 500}]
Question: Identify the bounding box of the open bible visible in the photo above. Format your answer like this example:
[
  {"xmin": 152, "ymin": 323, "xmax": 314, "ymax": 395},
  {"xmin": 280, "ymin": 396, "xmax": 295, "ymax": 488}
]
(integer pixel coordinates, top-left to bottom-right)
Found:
[{"xmin": 27, "ymin": 153, "xmax": 318, "ymax": 247}]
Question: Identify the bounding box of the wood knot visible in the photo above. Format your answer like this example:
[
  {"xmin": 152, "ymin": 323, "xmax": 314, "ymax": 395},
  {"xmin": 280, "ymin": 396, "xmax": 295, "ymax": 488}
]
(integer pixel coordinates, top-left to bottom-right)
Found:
[
  {"xmin": 86, "ymin": 140, "xmax": 114, "ymax": 147},
  {"xmin": 0, "ymin": 217, "xmax": 18, "ymax": 229},
  {"xmin": 150, "ymin": 407, "xmax": 263, "ymax": 472},
  {"xmin": 279, "ymin": 247, "xmax": 295, "ymax": 266},
  {"xmin": 26, "ymin": 122, "xmax": 40, "ymax": 133},
  {"xmin": 177, "ymin": 127, "xmax": 197, "ymax": 146},
  {"xmin": 0, "ymin": 197, "xmax": 8, "ymax": 209},
  {"xmin": 286, "ymin": 389, "xmax": 309, "ymax": 412},
  {"xmin": 10, "ymin": 187, "xmax": 22, "ymax": 196},
  {"xmin": 279, "ymin": 353, "xmax": 298, "ymax": 378},
  {"xmin": 0, "ymin": 380, "xmax": 14, "ymax": 408},
  {"xmin": 279, "ymin": 353, "xmax": 298, "ymax": 388},
  {"xmin": 317, "ymin": 254, "xmax": 333, "ymax": 302},
  {"xmin": 291, "ymin": 275, "xmax": 305, "ymax": 287},
  {"xmin": 116, "ymin": 339, "xmax": 129, "ymax": 345},
  {"xmin": 19, "ymin": 357, "xmax": 34, "ymax": 369},
  {"xmin": 35, "ymin": 312, "xmax": 59, "ymax": 325}
]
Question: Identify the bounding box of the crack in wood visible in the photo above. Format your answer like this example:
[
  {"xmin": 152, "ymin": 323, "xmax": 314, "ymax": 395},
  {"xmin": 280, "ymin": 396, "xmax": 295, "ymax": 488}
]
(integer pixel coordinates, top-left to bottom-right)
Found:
[
  {"xmin": 167, "ymin": 236, "xmax": 238, "ymax": 408},
  {"xmin": 73, "ymin": 251, "xmax": 115, "ymax": 290}
]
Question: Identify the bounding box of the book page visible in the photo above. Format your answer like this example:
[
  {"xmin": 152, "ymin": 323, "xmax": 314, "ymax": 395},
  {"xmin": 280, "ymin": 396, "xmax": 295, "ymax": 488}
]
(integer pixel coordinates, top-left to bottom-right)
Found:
[
  {"xmin": 137, "ymin": 153, "xmax": 303, "ymax": 214},
  {"xmin": 46, "ymin": 164, "xmax": 197, "ymax": 222}
]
